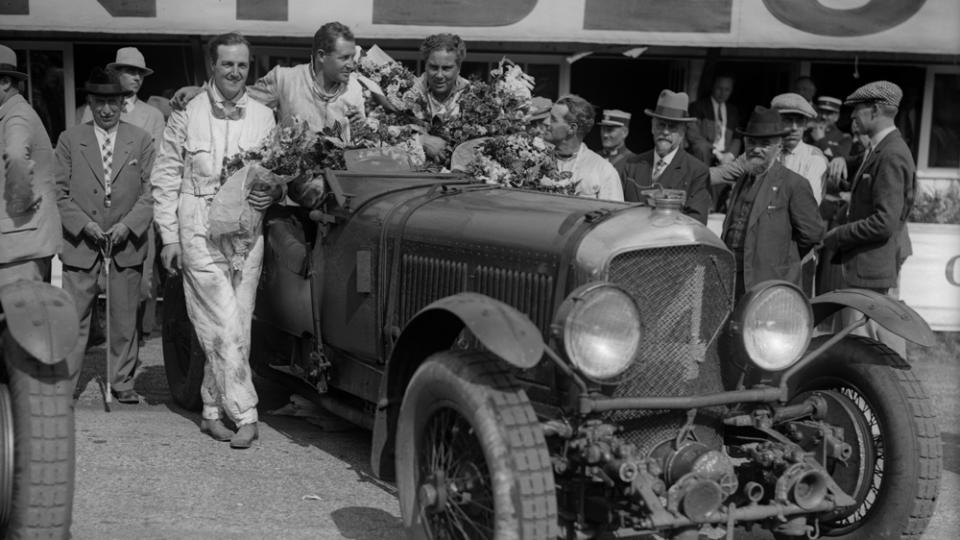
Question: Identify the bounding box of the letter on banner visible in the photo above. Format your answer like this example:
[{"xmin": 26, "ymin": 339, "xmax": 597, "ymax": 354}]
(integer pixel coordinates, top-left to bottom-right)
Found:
[
  {"xmin": 238, "ymin": 0, "xmax": 287, "ymax": 21},
  {"xmin": 584, "ymin": 0, "xmax": 732, "ymax": 32},
  {"xmin": 373, "ymin": 0, "xmax": 538, "ymax": 26},
  {"xmin": 762, "ymin": 0, "xmax": 927, "ymax": 36},
  {"xmin": 96, "ymin": 0, "xmax": 156, "ymax": 16},
  {"xmin": 947, "ymin": 255, "xmax": 960, "ymax": 287}
]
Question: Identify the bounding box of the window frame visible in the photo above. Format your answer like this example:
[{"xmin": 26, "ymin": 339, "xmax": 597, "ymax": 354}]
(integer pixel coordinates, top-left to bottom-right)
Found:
[
  {"xmin": 917, "ymin": 64, "xmax": 960, "ymax": 178},
  {"xmin": 4, "ymin": 41, "xmax": 74, "ymax": 129}
]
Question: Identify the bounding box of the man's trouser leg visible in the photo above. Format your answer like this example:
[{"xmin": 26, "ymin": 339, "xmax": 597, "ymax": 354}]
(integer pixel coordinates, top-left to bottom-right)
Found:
[
  {"xmin": 107, "ymin": 262, "xmax": 143, "ymax": 392},
  {"xmin": 180, "ymin": 197, "xmax": 262, "ymax": 427},
  {"xmin": 62, "ymin": 261, "xmax": 101, "ymax": 394}
]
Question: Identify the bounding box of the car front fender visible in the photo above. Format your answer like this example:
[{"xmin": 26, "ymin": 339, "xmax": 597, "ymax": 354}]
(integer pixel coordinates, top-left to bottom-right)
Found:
[
  {"xmin": 811, "ymin": 288, "xmax": 935, "ymax": 347},
  {"xmin": 0, "ymin": 280, "xmax": 80, "ymax": 365},
  {"xmin": 370, "ymin": 292, "xmax": 545, "ymax": 480}
]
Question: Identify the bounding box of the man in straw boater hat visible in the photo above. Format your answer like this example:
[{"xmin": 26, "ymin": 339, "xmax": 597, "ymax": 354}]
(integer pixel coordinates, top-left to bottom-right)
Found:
[
  {"xmin": 55, "ymin": 67, "xmax": 156, "ymax": 404},
  {"xmin": 821, "ymin": 80, "xmax": 915, "ymax": 357},
  {"xmin": 616, "ymin": 89, "xmax": 711, "ymax": 224},
  {"xmin": 720, "ymin": 106, "xmax": 824, "ymax": 300},
  {"xmin": 0, "ymin": 43, "xmax": 62, "ymax": 287},
  {"xmin": 598, "ymin": 109, "xmax": 636, "ymax": 169}
]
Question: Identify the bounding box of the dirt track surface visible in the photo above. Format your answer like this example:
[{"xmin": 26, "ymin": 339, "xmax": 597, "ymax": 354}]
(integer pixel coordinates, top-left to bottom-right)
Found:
[{"xmin": 70, "ymin": 335, "xmax": 959, "ymax": 539}]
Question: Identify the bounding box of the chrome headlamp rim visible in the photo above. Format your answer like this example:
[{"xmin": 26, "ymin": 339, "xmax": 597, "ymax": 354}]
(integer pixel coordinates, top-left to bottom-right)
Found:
[
  {"xmin": 732, "ymin": 280, "xmax": 813, "ymax": 372},
  {"xmin": 553, "ymin": 282, "xmax": 643, "ymax": 382}
]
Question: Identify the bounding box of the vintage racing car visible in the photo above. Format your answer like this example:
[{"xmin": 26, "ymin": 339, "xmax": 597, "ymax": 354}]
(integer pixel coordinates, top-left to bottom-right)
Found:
[{"xmin": 163, "ymin": 171, "xmax": 941, "ymax": 540}]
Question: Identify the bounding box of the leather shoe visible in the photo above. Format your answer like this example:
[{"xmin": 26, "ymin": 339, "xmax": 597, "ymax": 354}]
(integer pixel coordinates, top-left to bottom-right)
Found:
[
  {"xmin": 200, "ymin": 419, "xmax": 235, "ymax": 442},
  {"xmin": 230, "ymin": 423, "xmax": 259, "ymax": 449},
  {"xmin": 112, "ymin": 389, "xmax": 142, "ymax": 404}
]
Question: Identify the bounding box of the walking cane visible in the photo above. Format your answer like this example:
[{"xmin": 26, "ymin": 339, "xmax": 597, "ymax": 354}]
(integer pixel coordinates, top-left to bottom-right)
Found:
[{"xmin": 100, "ymin": 236, "xmax": 114, "ymax": 410}]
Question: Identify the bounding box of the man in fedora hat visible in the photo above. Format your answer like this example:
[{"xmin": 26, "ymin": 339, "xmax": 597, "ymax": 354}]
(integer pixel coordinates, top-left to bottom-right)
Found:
[
  {"xmin": 807, "ymin": 96, "xmax": 852, "ymax": 160},
  {"xmin": 598, "ymin": 109, "xmax": 636, "ymax": 169},
  {"xmin": 79, "ymin": 46, "xmax": 166, "ymax": 345},
  {"xmin": 543, "ymin": 94, "xmax": 623, "ymax": 201},
  {"xmin": 821, "ymin": 80, "xmax": 914, "ymax": 357},
  {"xmin": 55, "ymin": 67, "xmax": 157, "ymax": 404},
  {"xmin": 721, "ymin": 106, "xmax": 824, "ymax": 299},
  {"xmin": 616, "ymin": 90, "xmax": 711, "ymax": 224},
  {"xmin": 0, "ymin": 43, "xmax": 62, "ymax": 288}
]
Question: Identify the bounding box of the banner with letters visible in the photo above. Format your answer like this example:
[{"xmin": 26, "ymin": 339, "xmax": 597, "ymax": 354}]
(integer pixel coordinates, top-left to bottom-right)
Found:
[{"xmin": 3, "ymin": 0, "xmax": 958, "ymax": 55}]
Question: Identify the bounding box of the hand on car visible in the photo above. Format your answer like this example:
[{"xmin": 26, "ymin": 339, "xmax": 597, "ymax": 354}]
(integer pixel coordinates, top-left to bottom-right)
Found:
[
  {"xmin": 170, "ymin": 86, "xmax": 203, "ymax": 111},
  {"xmin": 160, "ymin": 243, "xmax": 182, "ymax": 275}
]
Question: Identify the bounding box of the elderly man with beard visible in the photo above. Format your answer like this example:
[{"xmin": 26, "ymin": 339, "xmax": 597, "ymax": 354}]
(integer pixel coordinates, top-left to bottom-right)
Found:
[
  {"xmin": 154, "ymin": 33, "xmax": 277, "ymax": 448},
  {"xmin": 721, "ymin": 107, "xmax": 824, "ymax": 299},
  {"xmin": 617, "ymin": 90, "xmax": 710, "ymax": 224},
  {"xmin": 543, "ymin": 94, "xmax": 623, "ymax": 201}
]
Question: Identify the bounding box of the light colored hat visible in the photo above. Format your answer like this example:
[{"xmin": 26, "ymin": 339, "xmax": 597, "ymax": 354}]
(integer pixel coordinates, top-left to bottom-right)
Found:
[
  {"xmin": 643, "ymin": 90, "xmax": 696, "ymax": 122},
  {"xmin": 107, "ymin": 47, "xmax": 154, "ymax": 76},
  {"xmin": 599, "ymin": 109, "xmax": 632, "ymax": 127},
  {"xmin": 0, "ymin": 44, "xmax": 27, "ymax": 80},
  {"xmin": 526, "ymin": 96, "xmax": 553, "ymax": 122},
  {"xmin": 770, "ymin": 92, "xmax": 817, "ymax": 119},
  {"xmin": 844, "ymin": 80, "xmax": 902, "ymax": 108},
  {"xmin": 815, "ymin": 96, "xmax": 842, "ymax": 112}
]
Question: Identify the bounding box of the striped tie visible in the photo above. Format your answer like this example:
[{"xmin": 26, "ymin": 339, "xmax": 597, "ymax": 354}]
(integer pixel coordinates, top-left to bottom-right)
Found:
[
  {"xmin": 652, "ymin": 158, "xmax": 666, "ymax": 180},
  {"xmin": 101, "ymin": 133, "xmax": 114, "ymax": 184}
]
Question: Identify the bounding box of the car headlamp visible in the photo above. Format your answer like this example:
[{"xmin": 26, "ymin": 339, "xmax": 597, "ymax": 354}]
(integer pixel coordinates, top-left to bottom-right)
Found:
[
  {"xmin": 736, "ymin": 282, "xmax": 812, "ymax": 371},
  {"xmin": 556, "ymin": 283, "xmax": 642, "ymax": 381}
]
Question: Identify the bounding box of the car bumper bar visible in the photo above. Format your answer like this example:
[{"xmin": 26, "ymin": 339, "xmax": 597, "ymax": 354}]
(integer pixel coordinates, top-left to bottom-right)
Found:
[{"xmin": 580, "ymin": 386, "xmax": 783, "ymax": 414}]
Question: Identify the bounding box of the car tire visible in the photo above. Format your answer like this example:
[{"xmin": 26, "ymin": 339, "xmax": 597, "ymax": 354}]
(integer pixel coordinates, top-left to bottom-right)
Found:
[
  {"xmin": 785, "ymin": 335, "xmax": 941, "ymax": 540},
  {"xmin": 396, "ymin": 350, "xmax": 558, "ymax": 540},
  {"xmin": 1, "ymin": 333, "xmax": 75, "ymax": 539},
  {"xmin": 161, "ymin": 275, "xmax": 204, "ymax": 411}
]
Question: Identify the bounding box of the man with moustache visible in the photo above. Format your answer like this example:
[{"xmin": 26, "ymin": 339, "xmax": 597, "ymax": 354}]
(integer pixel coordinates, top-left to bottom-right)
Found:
[
  {"xmin": 822, "ymin": 81, "xmax": 915, "ymax": 357},
  {"xmin": 807, "ymin": 96, "xmax": 853, "ymax": 160},
  {"xmin": 54, "ymin": 68, "xmax": 155, "ymax": 403},
  {"xmin": 616, "ymin": 90, "xmax": 710, "ymax": 224},
  {"xmin": 543, "ymin": 94, "xmax": 623, "ymax": 201},
  {"xmin": 153, "ymin": 33, "xmax": 278, "ymax": 448},
  {"xmin": 598, "ymin": 109, "xmax": 636, "ymax": 169},
  {"xmin": 721, "ymin": 107, "xmax": 824, "ymax": 299}
]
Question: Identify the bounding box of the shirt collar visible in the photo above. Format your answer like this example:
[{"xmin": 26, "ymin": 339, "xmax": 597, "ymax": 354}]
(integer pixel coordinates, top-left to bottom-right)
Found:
[
  {"xmin": 208, "ymin": 80, "xmax": 248, "ymax": 108},
  {"xmin": 124, "ymin": 95, "xmax": 137, "ymax": 110},
  {"xmin": 655, "ymin": 145, "xmax": 680, "ymax": 167},
  {"xmin": 870, "ymin": 125, "xmax": 897, "ymax": 148},
  {"xmin": 93, "ymin": 122, "xmax": 118, "ymax": 138}
]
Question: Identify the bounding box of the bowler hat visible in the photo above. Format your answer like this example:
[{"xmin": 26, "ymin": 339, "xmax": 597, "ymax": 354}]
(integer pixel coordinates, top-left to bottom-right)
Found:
[
  {"xmin": 770, "ymin": 92, "xmax": 817, "ymax": 119},
  {"xmin": 815, "ymin": 96, "xmax": 842, "ymax": 112},
  {"xmin": 107, "ymin": 47, "xmax": 154, "ymax": 76},
  {"xmin": 643, "ymin": 90, "xmax": 696, "ymax": 122},
  {"xmin": 599, "ymin": 109, "xmax": 632, "ymax": 127},
  {"xmin": 0, "ymin": 44, "xmax": 27, "ymax": 80},
  {"xmin": 736, "ymin": 106, "xmax": 791, "ymax": 138},
  {"xmin": 844, "ymin": 80, "xmax": 902, "ymax": 108},
  {"xmin": 84, "ymin": 66, "xmax": 131, "ymax": 97}
]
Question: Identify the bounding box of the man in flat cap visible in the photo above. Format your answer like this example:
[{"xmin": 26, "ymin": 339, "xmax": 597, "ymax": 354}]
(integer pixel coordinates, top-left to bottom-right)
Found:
[
  {"xmin": 617, "ymin": 90, "xmax": 711, "ymax": 224},
  {"xmin": 0, "ymin": 43, "xmax": 62, "ymax": 295},
  {"xmin": 807, "ymin": 96, "xmax": 852, "ymax": 160},
  {"xmin": 598, "ymin": 109, "xmax": 636, "ymax": 169},
  {"xmin": 822, "ymin": 80, "xmax": 914, "ymax": 357},
  {"xmin": 721, "ymin": 107, "xmax": 824, "ymax": 300},
  {"xmin": 55, "ymin": 67, "xmax": 156, "ymax": 403}
]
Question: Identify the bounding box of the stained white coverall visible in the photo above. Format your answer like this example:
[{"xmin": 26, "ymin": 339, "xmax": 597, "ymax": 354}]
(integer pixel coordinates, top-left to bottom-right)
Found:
[{"xmin": 152, "ymin": 87, "xmax": 275, "ymax": 426}]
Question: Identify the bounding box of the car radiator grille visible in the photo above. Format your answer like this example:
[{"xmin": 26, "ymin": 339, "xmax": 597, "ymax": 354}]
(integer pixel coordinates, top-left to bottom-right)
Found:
[{"xmin": 603, "ymin": 245, "xmax": 736, "ymax": 455}]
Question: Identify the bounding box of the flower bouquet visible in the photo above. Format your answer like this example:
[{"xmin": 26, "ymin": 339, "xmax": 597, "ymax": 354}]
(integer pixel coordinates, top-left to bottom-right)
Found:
[{"xmin": 464, "ymin": 133, "xmax": 578, "ymax": 195}]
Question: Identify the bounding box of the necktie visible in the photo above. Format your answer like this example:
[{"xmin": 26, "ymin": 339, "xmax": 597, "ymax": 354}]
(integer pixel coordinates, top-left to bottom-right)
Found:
[
  {"xmin": 714, "ymin": 102, "xmax": 725, "ymax": 151},
  {"xmin": 652, "ymin": 158, "xmax": 666, "ymax": 180},
  {"xmin": 101, "ymin": 133, "xmax": 114, "ymax": 184}
]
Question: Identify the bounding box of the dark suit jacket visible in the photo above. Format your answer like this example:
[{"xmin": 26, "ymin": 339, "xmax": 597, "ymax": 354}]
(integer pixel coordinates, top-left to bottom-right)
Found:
[
  {"xmin": 722, "ymin": 161, "xmax": 824, "ymax": 290},
  {"xmin": 829, "ymin": 129, "xmax": 914, "ymax": 289},
  {"xmin": 55, "ymin": 121, "xmax": 155, "ymax": 270},
  {"xmin": 617, "ymin": 148, "xmax": 711, "ymax": 224},
  {"xmin": 687, "ymin": 98, "xmax": 742, "ymax": 157}
]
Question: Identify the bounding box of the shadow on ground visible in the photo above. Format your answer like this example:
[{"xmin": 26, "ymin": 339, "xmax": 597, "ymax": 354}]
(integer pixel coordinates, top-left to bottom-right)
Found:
[{"xmin": 331, "ymin": 507, "xmax": 403, "ymax": 540}]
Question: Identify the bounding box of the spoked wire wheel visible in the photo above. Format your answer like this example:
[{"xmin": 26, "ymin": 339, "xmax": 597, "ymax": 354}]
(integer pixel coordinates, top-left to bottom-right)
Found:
[
  {"xmin": 397, "ymin": 350, "xmax": 558, "ymax": 540},
  {"xmin": 0, "ymin": 383, "xmax": 12, "ymax": 529}
]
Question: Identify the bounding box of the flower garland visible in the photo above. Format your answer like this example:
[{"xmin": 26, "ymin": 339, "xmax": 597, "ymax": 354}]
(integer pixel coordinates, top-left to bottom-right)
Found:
[{"xmin": 465, "ymin": 133, "xmax": 578, "ymax": 195}]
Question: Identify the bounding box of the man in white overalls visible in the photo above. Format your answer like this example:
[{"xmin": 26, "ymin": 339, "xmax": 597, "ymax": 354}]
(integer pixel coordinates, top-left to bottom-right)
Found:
[{"xmin": 152, "ymin": 33, "xmax": 277, "ymax": 449}]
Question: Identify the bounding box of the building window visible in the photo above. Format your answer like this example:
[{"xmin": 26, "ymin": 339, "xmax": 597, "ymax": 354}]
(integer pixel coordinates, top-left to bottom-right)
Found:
[{"xmin": 928, "ymin": 72, "xmax": 960, "ymax": 169}]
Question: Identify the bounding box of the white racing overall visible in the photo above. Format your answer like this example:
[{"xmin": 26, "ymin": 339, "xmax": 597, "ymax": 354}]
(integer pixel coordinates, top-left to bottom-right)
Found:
[{"xmin": 152, "ymin": 87, "xmax": 275, "ymax": 426}]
